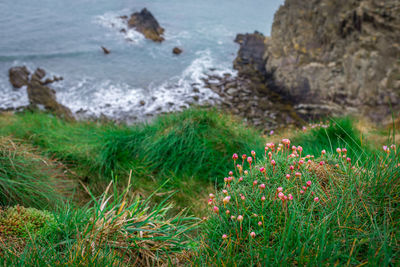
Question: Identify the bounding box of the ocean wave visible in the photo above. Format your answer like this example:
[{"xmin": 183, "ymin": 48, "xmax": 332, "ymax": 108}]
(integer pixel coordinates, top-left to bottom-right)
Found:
[
  {"xmin": 55, "ymin": 49, "xmax": 235, "ymax": 122},
  {"xmin": 94, "ymin": 11, "xmax": 145, "ymax": 44}
]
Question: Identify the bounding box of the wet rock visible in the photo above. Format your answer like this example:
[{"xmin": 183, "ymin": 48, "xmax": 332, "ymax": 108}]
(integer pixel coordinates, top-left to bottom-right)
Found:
[
  {"xmin": 127, "ymin": 8, "xmax": 165, "ymax": 42},
  {"xmin": 34, "ymin": 68, "xmax": 46, "ymax": 80},
  {"xmin": 28, "ymin": 76, "xmax": 74, "ymax": 121},
  {"xmin": 139, "ymin": 100, "xmax": 146, "ymax": 106},
  {"xmin": 172, "ymin": 47, "xmax": 183, "ymax": 55},
  {"xmin": 9, "ymin": 66, "xmax": 30, "ymax": 89},
  {"xmin": 101, "ymin": 46, "xmax": 111, "ymax": 54}
]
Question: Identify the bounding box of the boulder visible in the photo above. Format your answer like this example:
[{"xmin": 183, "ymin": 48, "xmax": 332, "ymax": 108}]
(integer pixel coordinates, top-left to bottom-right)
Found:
[
  {"xmin": 33, "ymin": 68, "xmax": 46, "ymax": 80},
  {"xmin": 28, "ymin": 76, "xmax": 74, "ymax": 121},
  {"xmin": 8, "ymin": 66, "xmax": 74, "ymax": 121},
  {"xmin": 9, "ymin": 66, "xmax": 30, "ymax": 89},
  {"xmin": 127, "ymin": 8, "xmax": 165, "ymax": 42},
  {"xmin": 172, "ymin": 47, "xmax": 183, "ymax": 55},
  {"xmin": 101, "ymin": 46, "xmax": 111, "ymax": 54}
]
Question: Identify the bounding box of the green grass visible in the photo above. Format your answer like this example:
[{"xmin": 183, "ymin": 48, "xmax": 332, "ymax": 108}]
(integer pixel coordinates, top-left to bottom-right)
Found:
[
  {"xmin": 293, "ymin": 117, "xmax": 375, "ymax": 164},
  {"xmin": 0, "ymin": 109, "xmax": 398, "ymax": 266},
  {"xmin": 0, "ymin": 137, "xmax": 68, "ymax": 209},
  {"xmin": 196, "ymin": 136, "xmax": 399, "ymax": 265},
  {"xmin": 0, "ymin": 109, "xmax": 264, "ymax": 184}
]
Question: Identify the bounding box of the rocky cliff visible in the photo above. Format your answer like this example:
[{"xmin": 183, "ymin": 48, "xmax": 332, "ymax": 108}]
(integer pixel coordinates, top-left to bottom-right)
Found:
[{"xmin": 236, "ymin": 0, "xmax": 400, "ymax": 121}]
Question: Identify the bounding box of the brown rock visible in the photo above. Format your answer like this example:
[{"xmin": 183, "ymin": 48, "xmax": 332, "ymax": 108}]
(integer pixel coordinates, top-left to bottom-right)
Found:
[
  {"xmin": 101, "ymin": 46, "xmax": 111, "ymax": 54},
  {"xmin": 172, "ymin": 47, "xmax": 183, "ymax": 55},
  {"xmin": 28, "ymin": 77, "xmax": 75, "ymax": 121},
  {"xmin": 9, "ymin": 66, "xmax": 30, "ymax": 89},
  {"xmin": 127, "ymin": 8, "xmax": 165, "ymax": 42}
]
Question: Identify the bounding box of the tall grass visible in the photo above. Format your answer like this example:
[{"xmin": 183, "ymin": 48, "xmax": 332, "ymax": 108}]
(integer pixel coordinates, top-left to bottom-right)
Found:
[
  {"xmin": 0, "ymin": 109, "xmax": 264, "ymax": 184},
  {"xmin": 0, "ymin": 137, "xmax": 67, "ymax": 208},
  {"xmin": 1, "ymin": 174, "xmax": 198, "ymax": 266},
  {"xmin": 196, "ymin": 137, "xmax": 399, "ymax": 265}
]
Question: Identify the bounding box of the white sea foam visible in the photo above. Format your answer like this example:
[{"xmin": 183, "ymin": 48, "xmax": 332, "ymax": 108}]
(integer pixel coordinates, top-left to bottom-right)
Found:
[
  {"xmin": 55, "ymin": 49, "xmax": 236, "ymax": 123},
  {"xmin": 94, "ymin": 11, "xmax": 145, "ymax": 44}
]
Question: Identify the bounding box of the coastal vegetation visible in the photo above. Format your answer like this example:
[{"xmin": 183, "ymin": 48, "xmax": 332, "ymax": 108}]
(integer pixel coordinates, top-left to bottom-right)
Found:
[{"xmin": 0, "ymin": 108, "xmax": 398, "ymax": 266}]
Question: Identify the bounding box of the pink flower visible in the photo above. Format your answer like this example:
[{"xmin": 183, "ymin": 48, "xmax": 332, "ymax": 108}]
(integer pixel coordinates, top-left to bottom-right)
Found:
[
  {"xmin": 336, "ymin": 148, "xmax": 341, "ymax": 153},
  {"xmin": 347, "ymin": 157, "xmax": 351, "ymax": 163},
  {"xmin": 244, "ymin": 170, "xmax": 248, "ymax": 175},
  {"xmin": 259, "ymin": 167, "xmax": 266, "ymax": 173},
  {"xmin": 241, "ymin": 195, "xmax": 246, "ymax": 201},
  {"xmin": 259, "ymin": 184, "xmax": 266, "ymax": 190},
  {"xmin": 319, "ymin": 161, "xmax": 325, "ymax": 166},
  {"xmin": 297, "ymin": 146, "xmax": 303, "ymax": 152},
  {"xmin": 290, "ymin": 165, "xmax": 294, "ymax": 171},
  {"xmin": 251, "ymin": 150, "xmax": 256, "ymax": 157},
  {"xmin": 231, "ymin": 215, "xmax": 236, "ymax": 220},
  {"xmin": 277, "ymin": 187, "xmax": 283, "ymax": 192},
  {"xmin": 300, "ymin": 190, "xmax": 305, "ymax": 194},
  {"xmin": 223, "ymin": 196, "xmax": 231, "ymax": 204},
  {"xmin": 239, "ymin": 177, "xmax": 243, "ymax": 182},
  {"xmin": 292, "ymin": 146, "xmax": 297, "ymax": 151},
  {"xmin": 282, "ymin": 139, "xmax": 290, "ymax": 146},
  {"xmin": 208, "ymin": 199, "xmax": 213, "ymax": 205},
  {"xmin": 302, "ymin": 186, "xmax": 307, "ymax": 190},
  {"xmin": 222, "ymin": 234, "xmax": 228, "ymax": 240},
  {"xmin": 306, "ymin": 180, "xmax": 312, "ymax": 187},
  {"xmin": 213, "ymin": 206, "xmax": 219, "ymax": 214},
  {"xmin": 224, "ymin": 177, "xmax": 228, "ymax": 183},
  {"xmin": 314, "ymin": 197, "xmax": 319, "ymax": 203},
  {"xmin": 288, "ymin": 194, "xmax": 293, "ymax": 201},
  {"xmin": 271, "ymin": 159, "xmax": 276, "ymax": 166},
  {"xmin": 278, "ymin": 192, "xmax": 285, "ymax": 199},
  {"xmin": 321, "ymin": 150, "xmax": 326, "ymax": 155},
  {"xmin": 228, "ymin": 171, "xmax": 233, "ymax": 176},
  {"xmin": 247, "ymin": 157, "xmax": 253, "ymax": 164},
  {"xmin": 242, "ymin": 154, "xmax": 247, "ymax": 160},
  {"xmin": 258, "ymin": 221, "xmax": 262, "ymax": 226},
  {"xmin": 295, "ymin": 172, "xmax": 301, "ymax": 178},
  {"xmin": 209, "ymin": 193, "xmax": 215, "ymax": 199},
  {"xmin": 250, "ymin": 232, "xmax": 256, "ymax": 238},
  {"xmin": 237, "ymin": 215, "xmax": 243, "ymax": 222},
  {"xmin": 286, "ymin": 174, "xmax": 291, "ymax": 179},
  {"xmin": 261, "ymin": 196, "xmax": 266, "ymax": 202},
  {"xmin": 342, "ymin": 148, "xmax": 347, "ymax": 154},
  {"xmin": 225, "ymin": 210, "xmax": 230, "ymax": 215},
  {"xmin": 253, "ymin": 180, "xmax": 258, "ymax": 186},
  {"xmin": 232, "ymin": 153, "xmax": 238, "ymax": 160},
  {"xmin": 299, "ymin": 160, "xmax": 304, "ymax": 165},
  {"xmin": 222, "ymin": 189, "xmax": 228, "ymax": 195}
]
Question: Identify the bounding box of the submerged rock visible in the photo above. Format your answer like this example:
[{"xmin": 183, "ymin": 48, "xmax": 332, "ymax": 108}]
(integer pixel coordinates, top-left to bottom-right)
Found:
[
  {"xmin": 9, "ymin": 66, "xmax": 30, "ymax": 89},
  {"xmin": 172, "ymin": 47, "xmax": 183, "ymax": 55},
  {"xmin": 101, "ymin": 46, "xmax": 111, "ymax": 54},
  {"xmin": 127, "ymin": 8, "xmax": 165, "ymax": 42}
]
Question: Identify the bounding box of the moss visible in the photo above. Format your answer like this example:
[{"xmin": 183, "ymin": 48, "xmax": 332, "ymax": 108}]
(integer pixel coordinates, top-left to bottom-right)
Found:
[{"xmin": 0, "ymin": 205, "xmax": 56, "ymax": 238}]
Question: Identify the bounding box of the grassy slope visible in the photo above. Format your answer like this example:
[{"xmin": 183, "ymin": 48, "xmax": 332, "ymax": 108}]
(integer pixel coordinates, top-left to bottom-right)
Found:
[{"xmin": 0, "ymin": 109, "xmax": 398, "ymax": 265}]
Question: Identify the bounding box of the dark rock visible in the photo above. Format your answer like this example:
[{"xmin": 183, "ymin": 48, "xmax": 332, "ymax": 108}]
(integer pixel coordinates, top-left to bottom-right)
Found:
[
  {"xmin": 28, "ymin": 77, "xmax": 74, "ymax": 121},
  {"xmin": 34, "ymin": 68, "xmax": 46, "ymax": 80},
  {"xmin": 172, "ymin": 47, "xmax": 183, "ymax": 55},
  {"xmin": 119, "ymin": 15, "xmax": 128, "ymax": 20},
  {"xmin": 260, "ymin": 0, "xmax": 400, "ymax": 120},
  {"xmin": 139, "ymin": 100, "xmax": 146, "ymax": 106},
  {"xmin": 120, "ymin": 28, "xmax": 127, "ymax": 33},
  {"xmin": 233, "ymin": 31, "xmax": 267, "ymax": 77},
  {"xmin": 9, "ymin": 66, "xmax": 30, "ymax": 89},
  {"xmin": 101, "ymin": 46, "xmax": 111, "ymax": 54},
  {"xmin": 127, "ymin": 8, "xmax": 165, "ymax": 42}
]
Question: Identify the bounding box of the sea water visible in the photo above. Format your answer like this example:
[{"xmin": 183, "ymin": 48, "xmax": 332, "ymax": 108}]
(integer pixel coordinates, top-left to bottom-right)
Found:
[{"xmin": 0, "ymin": 0, "xmax": 283, "ymax": 121}]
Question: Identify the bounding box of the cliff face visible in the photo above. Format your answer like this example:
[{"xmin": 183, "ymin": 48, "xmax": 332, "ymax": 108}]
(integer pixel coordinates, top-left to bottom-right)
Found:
[{"xmin": 248, "ymin": 0, "xmax": 400, "ymax": 120}]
